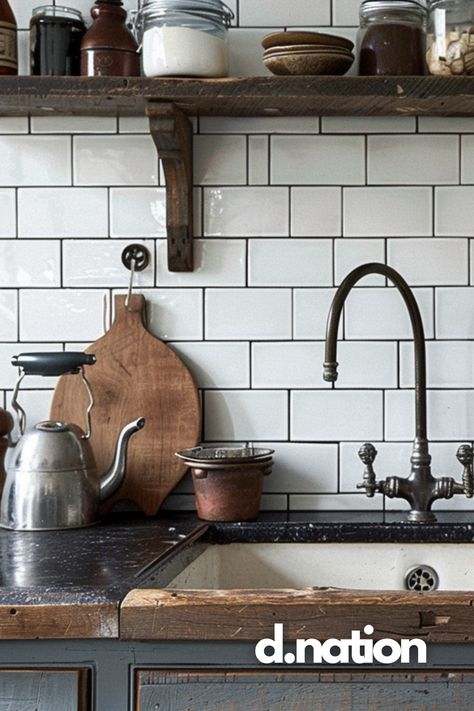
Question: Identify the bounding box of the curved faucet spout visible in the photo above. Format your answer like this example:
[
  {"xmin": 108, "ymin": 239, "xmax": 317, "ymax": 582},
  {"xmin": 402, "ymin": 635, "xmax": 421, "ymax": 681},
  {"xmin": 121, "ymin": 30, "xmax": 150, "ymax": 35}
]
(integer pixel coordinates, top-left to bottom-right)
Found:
[{"xmin": 323, "ymin": 262, "xmax": 427, "ymax": 441}]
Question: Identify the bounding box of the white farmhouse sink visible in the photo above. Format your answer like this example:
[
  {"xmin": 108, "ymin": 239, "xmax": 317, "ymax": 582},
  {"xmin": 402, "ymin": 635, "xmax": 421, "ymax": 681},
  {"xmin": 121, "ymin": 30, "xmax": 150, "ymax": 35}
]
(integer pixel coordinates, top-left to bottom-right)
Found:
[{"xmin": 167, "ymin": 543, "xmax": 474, "ymax": 592}]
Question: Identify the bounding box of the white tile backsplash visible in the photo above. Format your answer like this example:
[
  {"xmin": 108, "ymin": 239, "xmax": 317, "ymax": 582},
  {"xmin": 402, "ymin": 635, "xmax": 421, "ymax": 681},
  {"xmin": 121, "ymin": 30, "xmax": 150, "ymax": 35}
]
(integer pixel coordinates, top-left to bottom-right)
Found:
[
  {"xmin": 1, "ymin": 1, "xmax": 474, "ymax": 514},
  {"xmin": 18, "ymin": 188, "xmax": 108, "ymax": 238}
]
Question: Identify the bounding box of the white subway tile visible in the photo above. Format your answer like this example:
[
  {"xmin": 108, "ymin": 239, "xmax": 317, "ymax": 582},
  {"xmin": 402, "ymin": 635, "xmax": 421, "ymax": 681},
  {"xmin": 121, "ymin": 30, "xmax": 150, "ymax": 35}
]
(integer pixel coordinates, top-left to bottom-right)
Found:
[
  {"xmin": 194, "ymin": 135, "xmax": 247, "ymax": 185},
  {"xmin": 332, "ymin": 0, "xmax": 361, "ymax": 26},
  {"xmin": 436, "ymin": 288, "xmax": 474, "ymax": 338},
  {"xmin": 289, "ymin": 493, "xmax": 382, "ymax": 511},
  {"xmin": 419, "ymin": 117, "xmax": 474, "ymax": 132},
  {"xmin": 272, "ymin": 136, "xmax": 365, "ymax": 185},
  {"xmin": 157, "ymin": 239, "xmax": 246, "ymax": 287},
  {"xmin": 336, "ymin": 341, "xmax": 398, "ymax": 388},
  {"xmin": 160, "ymin": 495, "xmax": 196, "ymax": 512},
  {"xmin": 140, "ymin": 289, "xmax": 203, "ymax": 341},
  {"xmin": 229, "ymin": 28, "xmax": 273, "ymax": 76},
  {"xmin": 249, "ymin": 135, "xmax": 269, "ymax": 185},
  {"xmin": 334, "ymin": 239, "xmax": 385, "ymax": 286},
  {"xmin": 340, "ymin": 442, "xmax": 413, "ymax": 493},
  {"xmin": 205, "ymin": 288, "xmax": 292, "ymax": 340},
  {"xmin": 249, "ymin": 239, "xmax": 332, "ymax": 286},
  {"xmin": 74, "ymin": 136, "xmax": 158, "ymax": 186},
  {"xmin": 462, "ymin": 136, "xmax": 474, "ymax": 183},
  {"xmin": 386, "ymin": 389, "xmax": 474, "ymax": 441},
  {"xmin": 0, "ymin": 117, "xmax": 28, "ymax": 133},
  {"xmin": 259, "ymin": 494, "xmax": 288, "ymax": 511},
  {"xmin": 344, "ymin": 287, "xmax": 434, "ymax": 339},
  {"xmin": 63, "ymin": 240, "xmax": 154, "ymax": 288},
  {"xmin": 368, "ymin": 135, "xmax": 459, "ymax": 185},
  {"xmin": 17, "ymin": 29, "xmax": 29, "ymax": 76},
  {"xmin": 291, "ymin": 390, "xmax": 383, "ymax": 441},
  {"xmin": 18, "ymin": 188, "xmax": 108, "ymax": 238},
  {"xmin": 260, "ymin": 442, "xmax": 338, "ymax": 493},
  {"xmin": 170, "ymin": 342, "xmax": 249, "ymax": 388},
  {"xmin": 436, "ymin": 187, "xmax": 474, "ymax": 236},
  {"xmin": 10, "ymin": 0, "xmax": 40, "ymax": 29},
  {"xmin": 240, "ymin": 0, "xmax": 330, "ymax": 25},
  {"xmin": 388, "ymin": 238, "xmax": 468, "ymax": 286},
  {"xmin": 205, "ymin": 390, "xmax": 288, "ymax": 440},
  {"xmin": 31, "ymin": 117, "xmax": 117, "ymax": 133},
  {"xmin": 8, "ymin": 390, "xmax": 53, "ymax": 431},
  {"xmin": 110, "ymin": 188, "xmax": 166, "ymax": 238},
  {"xmin": 204, "ymin": 187, "xmax": 289, "ymax": 237},
  {"xmin": 199, "ymin": 117, "xmax": 319, "ymax": 133},
  {"xmin": 401, "ymin": 341, "xmax": 474, "ymax": 389},
  {"xmin": 0, "ymin": 343, "xmax": 61, "ymax": 389},
  {"xmin": 0, "ymin": 136, "xmax": 71, "ymax": 186},
  {"xmin": 19, "ymin": 289, "xmax": 105, "ymax": 341},
  {"xmin": 0, "ymin": 190, "xmax": 16, "ymax": 237},
  {"xmin": 293, "ymin": 289, "xmax": 336, "ymax": 340},
  {"xmin": 291, "ymin": 187, "xmax": 341, "ymax": 237},
  {"xmin": 252, "ymin": 342, "xmax": 327, "ymax": 389},
  {"xmin": 322, "ymin": 117, "xmax": 416, "ymax": 133},
  {"xmin": 0, "ymin": 291, "xmax": 18, "ymax": 342},
  {"xmin": 344, "ymin": 187, "xmax": 432, "ymax": 237},
  {"xmin": 0, "ymin": 240, "xmax": 60, "ymax": 287},
  {"xmin": 118, "ymin": 117, "xmax": 149, "ymax": 133}
]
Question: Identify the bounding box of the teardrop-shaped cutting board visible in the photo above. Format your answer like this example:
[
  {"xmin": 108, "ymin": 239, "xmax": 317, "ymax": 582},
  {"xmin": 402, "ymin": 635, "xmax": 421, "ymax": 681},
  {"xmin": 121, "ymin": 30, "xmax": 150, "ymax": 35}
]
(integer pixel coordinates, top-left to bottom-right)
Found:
[{"xmin": 50, "ymin": 294, "xmax": 201, "ymax": 515}]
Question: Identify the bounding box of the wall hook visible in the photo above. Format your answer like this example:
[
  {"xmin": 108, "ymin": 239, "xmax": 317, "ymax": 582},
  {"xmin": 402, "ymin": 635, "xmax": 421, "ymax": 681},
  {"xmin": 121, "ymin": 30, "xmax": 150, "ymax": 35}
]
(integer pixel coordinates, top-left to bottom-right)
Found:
[{"xmin": 121, "ymin": 244, "xmax": 151, "ymax": 309}]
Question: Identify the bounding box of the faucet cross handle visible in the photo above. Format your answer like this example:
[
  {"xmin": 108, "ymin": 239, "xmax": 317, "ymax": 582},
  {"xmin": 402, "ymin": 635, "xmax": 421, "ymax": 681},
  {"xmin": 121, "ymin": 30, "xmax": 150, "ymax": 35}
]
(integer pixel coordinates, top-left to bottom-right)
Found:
[
  {"xmin": 357, "ymin": 443, "xmax": 379, "ymax": 498},
  {"xmin": 456, "ymin": 444, "xmax": 474, "ymax": 498}
]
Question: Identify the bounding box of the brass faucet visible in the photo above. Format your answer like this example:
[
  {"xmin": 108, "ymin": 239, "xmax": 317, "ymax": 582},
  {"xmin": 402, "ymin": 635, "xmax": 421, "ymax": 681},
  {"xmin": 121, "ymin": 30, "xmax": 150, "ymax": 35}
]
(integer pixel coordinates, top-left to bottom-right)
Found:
[{"xmin": 323, "ymin": 263, "xmax": 474, "ymax": 523}]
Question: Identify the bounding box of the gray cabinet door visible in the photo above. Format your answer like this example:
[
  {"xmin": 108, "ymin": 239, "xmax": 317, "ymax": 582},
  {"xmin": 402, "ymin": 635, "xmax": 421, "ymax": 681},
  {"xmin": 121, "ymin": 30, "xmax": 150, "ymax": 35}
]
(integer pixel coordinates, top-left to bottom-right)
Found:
[
  {"xmin": 135, "ymin": 670, "xmax": 474, "ymax": 711},
  {"xmin": 0, "ymin": 669, "xmax": 89, "ymax": 711}
]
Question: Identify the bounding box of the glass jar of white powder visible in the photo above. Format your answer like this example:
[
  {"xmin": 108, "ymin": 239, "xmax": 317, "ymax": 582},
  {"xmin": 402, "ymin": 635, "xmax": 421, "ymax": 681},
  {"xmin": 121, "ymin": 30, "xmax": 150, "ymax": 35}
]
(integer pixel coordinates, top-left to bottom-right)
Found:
[{"xmin": 136, "ymin": 0, "xmax": 234, "ymax": 77}]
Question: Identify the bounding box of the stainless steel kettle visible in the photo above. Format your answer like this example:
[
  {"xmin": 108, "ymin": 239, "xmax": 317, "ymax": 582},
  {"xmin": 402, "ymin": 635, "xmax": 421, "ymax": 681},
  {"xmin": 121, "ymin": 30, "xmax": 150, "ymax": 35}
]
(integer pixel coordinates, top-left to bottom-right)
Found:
[{"xmin": 0, "ymin": 353, "xmax": 145, "ymax": 531}]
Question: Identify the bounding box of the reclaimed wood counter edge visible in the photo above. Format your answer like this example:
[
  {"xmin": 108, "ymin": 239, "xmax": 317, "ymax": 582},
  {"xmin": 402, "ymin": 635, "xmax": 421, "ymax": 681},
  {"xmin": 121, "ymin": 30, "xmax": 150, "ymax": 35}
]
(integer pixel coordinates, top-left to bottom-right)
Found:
[
  {"xmin": 0, "ymin": 601, "xmax": 119, "ymax": 640},
  {"xmin": 120, "ymin": 588, "xmax": 474, "ymax": 643}
]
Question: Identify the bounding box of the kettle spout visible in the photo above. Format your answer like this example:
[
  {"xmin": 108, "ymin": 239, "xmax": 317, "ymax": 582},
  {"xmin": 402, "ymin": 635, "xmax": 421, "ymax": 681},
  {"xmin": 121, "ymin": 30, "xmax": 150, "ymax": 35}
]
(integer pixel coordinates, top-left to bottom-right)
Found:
[{"xmin": 99, "ymin": 417, "xmax": 145, "ymax": 502}]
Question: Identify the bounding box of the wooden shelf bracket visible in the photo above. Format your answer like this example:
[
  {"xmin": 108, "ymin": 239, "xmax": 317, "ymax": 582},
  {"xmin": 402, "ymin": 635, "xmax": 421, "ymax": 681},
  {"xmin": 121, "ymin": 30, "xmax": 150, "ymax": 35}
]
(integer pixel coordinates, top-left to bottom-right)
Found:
[{"xmin": 147, "ymin": 102, "xmax": 194, "ymax": 272}]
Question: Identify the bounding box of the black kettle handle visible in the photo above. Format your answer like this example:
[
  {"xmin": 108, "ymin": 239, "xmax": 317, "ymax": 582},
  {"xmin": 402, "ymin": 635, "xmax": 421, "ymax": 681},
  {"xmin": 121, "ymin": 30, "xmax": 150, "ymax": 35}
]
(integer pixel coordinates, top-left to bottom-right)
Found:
[{"xmin": 11, "ymin": 352, "xmax": 96, "ymax": 377}]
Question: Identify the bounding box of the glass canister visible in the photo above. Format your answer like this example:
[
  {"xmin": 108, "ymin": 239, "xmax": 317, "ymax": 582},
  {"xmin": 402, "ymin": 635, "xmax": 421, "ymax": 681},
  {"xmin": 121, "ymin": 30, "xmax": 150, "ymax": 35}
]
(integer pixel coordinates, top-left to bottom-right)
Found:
[
  {"xmin": 427, "ymin": 0, "xmax": 474, "ymax": 75},
  {"xmin": 136, "ymin": 0, "xmax": 234, "ymax": 77},
  {"xmin": 30, "ymin": 5, "xmax": 86, "ymax": 75},
  {"xmin": 357, "ymin": 0, "xmax": 429, "ymax": 75}
]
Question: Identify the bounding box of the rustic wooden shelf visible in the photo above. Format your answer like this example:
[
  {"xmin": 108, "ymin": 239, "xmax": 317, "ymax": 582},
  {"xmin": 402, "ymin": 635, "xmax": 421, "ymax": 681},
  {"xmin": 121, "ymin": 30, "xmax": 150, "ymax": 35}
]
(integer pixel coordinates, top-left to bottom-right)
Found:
[{"xmin": 2, "ymin": 75, "xmax": 474, "ymax": 272}]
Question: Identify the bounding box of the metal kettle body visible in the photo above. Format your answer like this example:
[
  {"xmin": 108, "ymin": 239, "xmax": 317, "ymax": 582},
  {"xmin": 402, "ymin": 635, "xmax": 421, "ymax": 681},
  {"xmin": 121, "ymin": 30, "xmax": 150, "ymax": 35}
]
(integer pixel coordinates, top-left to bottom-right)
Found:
[{"xmin": 0, "ymin": 418, "xmax": 145, "ymax": 531}]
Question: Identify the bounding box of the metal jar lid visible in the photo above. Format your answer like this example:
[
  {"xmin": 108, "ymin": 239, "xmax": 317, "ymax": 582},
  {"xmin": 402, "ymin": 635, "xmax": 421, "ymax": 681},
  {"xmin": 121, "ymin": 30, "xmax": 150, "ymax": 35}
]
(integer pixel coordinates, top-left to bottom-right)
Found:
[{"xmin": 360, "ymin": 0, "xmax": 429, "ymax": 18}]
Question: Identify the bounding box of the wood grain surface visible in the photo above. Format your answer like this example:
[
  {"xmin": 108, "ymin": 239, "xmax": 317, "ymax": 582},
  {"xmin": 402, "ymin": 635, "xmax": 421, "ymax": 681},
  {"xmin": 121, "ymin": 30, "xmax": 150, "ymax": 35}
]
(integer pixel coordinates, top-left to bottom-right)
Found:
[
  {"xmin": 0, "ymin": 669, "xmax": 89, "ymax": 711},
  {"xmin": 0, "ymin": 76, "xmax": 474, "ymax": 116},
  {"xmin": 121, "ymin": 587, "xmax": 474, "ymax": 643},
  {"xmin": 50, "ymin": 294, "xmax": 201, "ymax": 515},
  {"xmin": 0, "ymin": 602, "xmax": 117, "ymax": 639}
]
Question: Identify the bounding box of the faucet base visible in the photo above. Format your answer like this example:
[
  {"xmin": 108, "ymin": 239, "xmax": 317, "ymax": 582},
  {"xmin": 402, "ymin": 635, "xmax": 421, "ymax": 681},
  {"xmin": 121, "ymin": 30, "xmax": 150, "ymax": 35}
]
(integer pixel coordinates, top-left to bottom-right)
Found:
[{"xmin": 407, "ymin": 509, "xmax": 437, "ymax": 524}]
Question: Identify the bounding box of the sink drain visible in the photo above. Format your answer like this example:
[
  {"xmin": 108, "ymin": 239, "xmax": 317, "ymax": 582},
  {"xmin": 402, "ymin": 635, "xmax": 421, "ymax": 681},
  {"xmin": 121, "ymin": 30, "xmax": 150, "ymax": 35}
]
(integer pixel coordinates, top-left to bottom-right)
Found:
[{"xmin": 405, "ymin": 565, "xmax": 439, "ymax": 592}]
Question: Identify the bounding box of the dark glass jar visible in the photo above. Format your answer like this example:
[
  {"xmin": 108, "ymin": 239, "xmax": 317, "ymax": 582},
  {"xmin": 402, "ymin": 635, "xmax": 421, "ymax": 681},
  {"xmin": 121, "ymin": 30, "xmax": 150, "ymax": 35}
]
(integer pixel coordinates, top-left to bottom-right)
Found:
[
  {"xmin": 357, "ymin": 0, "xmax": 428, "ymax": 75},
  {"xmin": 30, "ymin": 5, "xmax": 86, "ymax": 76},
  {"xmin": 0, "ymin": 0, "xmax": 17, "ymax": 75},
  {"xmin": 80, "ymin": 0, "xmax": 140, "ymax": 77}
]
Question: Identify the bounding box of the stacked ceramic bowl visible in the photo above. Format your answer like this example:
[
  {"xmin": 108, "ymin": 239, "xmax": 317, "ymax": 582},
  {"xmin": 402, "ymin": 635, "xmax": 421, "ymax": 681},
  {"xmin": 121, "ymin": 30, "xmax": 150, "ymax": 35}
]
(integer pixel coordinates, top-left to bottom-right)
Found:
[{"xmin": 262, "ymin": 31, "xmax": 355, "ymax": 75}]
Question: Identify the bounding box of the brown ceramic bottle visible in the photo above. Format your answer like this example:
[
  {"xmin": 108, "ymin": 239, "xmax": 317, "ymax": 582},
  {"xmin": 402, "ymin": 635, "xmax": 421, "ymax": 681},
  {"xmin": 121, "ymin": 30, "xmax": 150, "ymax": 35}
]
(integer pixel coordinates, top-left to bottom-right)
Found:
[
  {"xmin": 80, "ymin": 0, "xmax": 140, "ymax": 77},
  {"xmin": 0, "ymin": 0, "xmax": 17, "ymax": 75}
]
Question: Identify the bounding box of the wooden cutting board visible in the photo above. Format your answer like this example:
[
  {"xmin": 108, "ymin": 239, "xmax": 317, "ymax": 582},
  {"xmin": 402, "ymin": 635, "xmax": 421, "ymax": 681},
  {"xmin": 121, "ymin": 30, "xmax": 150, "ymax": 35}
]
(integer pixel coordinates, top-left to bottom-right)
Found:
[{"xmin": 50, "ymin": 294, "xmax": 201, "ymax": 515}]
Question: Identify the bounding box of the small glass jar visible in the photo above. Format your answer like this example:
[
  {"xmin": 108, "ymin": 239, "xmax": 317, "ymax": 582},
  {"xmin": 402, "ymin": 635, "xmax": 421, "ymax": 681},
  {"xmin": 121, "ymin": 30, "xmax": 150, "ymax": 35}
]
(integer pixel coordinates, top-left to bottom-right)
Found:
[
  {"xmin": 136, "ymin": 0, "xmax": 234, "ymax": 78},
  {"xmin": 427, "ymin": 0, "xmax": 474, "ymax": 75},
  {"xmin": 30, "ymin": 5, "xmax": 86, "ymax": 76},
  {"xmin": 357, "ymin": 0, "xmax": 428, "ymax": 76}
]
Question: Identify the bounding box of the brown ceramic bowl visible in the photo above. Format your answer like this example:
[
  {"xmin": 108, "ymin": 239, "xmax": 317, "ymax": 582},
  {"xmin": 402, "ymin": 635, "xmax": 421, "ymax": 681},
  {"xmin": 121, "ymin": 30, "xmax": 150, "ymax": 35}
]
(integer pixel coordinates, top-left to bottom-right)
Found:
[
  {"xmin": 264, "ymin": 44, "xmax": 354, "ymax": 57},
  {"xmin": 262, "ymin": 30, "xmax": 354, "ymax": 52},
  {"xmin": 263, "ymin": 49, "xmax": 354, "ymax": 76}
]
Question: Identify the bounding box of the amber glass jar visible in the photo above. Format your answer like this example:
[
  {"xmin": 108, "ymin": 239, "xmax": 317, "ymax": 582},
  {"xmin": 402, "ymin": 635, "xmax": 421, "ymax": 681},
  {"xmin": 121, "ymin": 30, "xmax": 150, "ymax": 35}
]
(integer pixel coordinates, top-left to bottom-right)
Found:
[
  {"xmin": 80, "ymin": 0, "xmax": 140, "ymax": 76},
  {"xmin": 0, "ymin": 0, "xmax": 17, "ymax": 75},
  {"xmin": 357, "ymin": 0, "xmax": 428, "ymax": 75}
]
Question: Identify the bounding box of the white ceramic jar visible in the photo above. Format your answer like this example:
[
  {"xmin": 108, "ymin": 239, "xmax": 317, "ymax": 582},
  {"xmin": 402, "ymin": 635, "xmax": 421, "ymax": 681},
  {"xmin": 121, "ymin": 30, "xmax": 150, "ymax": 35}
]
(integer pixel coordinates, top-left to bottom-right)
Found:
[{"xmin": 136, "ymin": 0, "xmax": 233, "ymax": 77}]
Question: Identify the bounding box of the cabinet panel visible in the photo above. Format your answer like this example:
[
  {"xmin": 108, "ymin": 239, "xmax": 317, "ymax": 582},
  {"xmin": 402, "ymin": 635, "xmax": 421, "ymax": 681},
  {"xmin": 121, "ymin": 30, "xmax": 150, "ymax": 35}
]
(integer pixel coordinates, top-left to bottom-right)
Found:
[
  {"xmin": 136, "ymin": 670, "xmax": 474, "ymax": 711},
  {"xmin": 0, "ymin": 668, "xmax": 89, "ymax": 711}
]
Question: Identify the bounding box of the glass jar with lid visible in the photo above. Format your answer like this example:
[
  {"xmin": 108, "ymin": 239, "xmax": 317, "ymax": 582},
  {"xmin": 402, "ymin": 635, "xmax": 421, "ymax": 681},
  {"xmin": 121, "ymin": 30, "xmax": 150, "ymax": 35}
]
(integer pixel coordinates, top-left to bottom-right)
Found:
[
  {"xmin": 135, "ymin": 0, "xmax": 234, "ymax": 77},
  {"xmin": 427, "ymin": 0, "xmax": 474, "ymax": 75},
  {"xmin": 357, "ymin": 0, "xmax": 428, "ymax": 75},
  {"xmin": 30, "ymin": 6, "xmax": 86, "ymax": 76}
]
